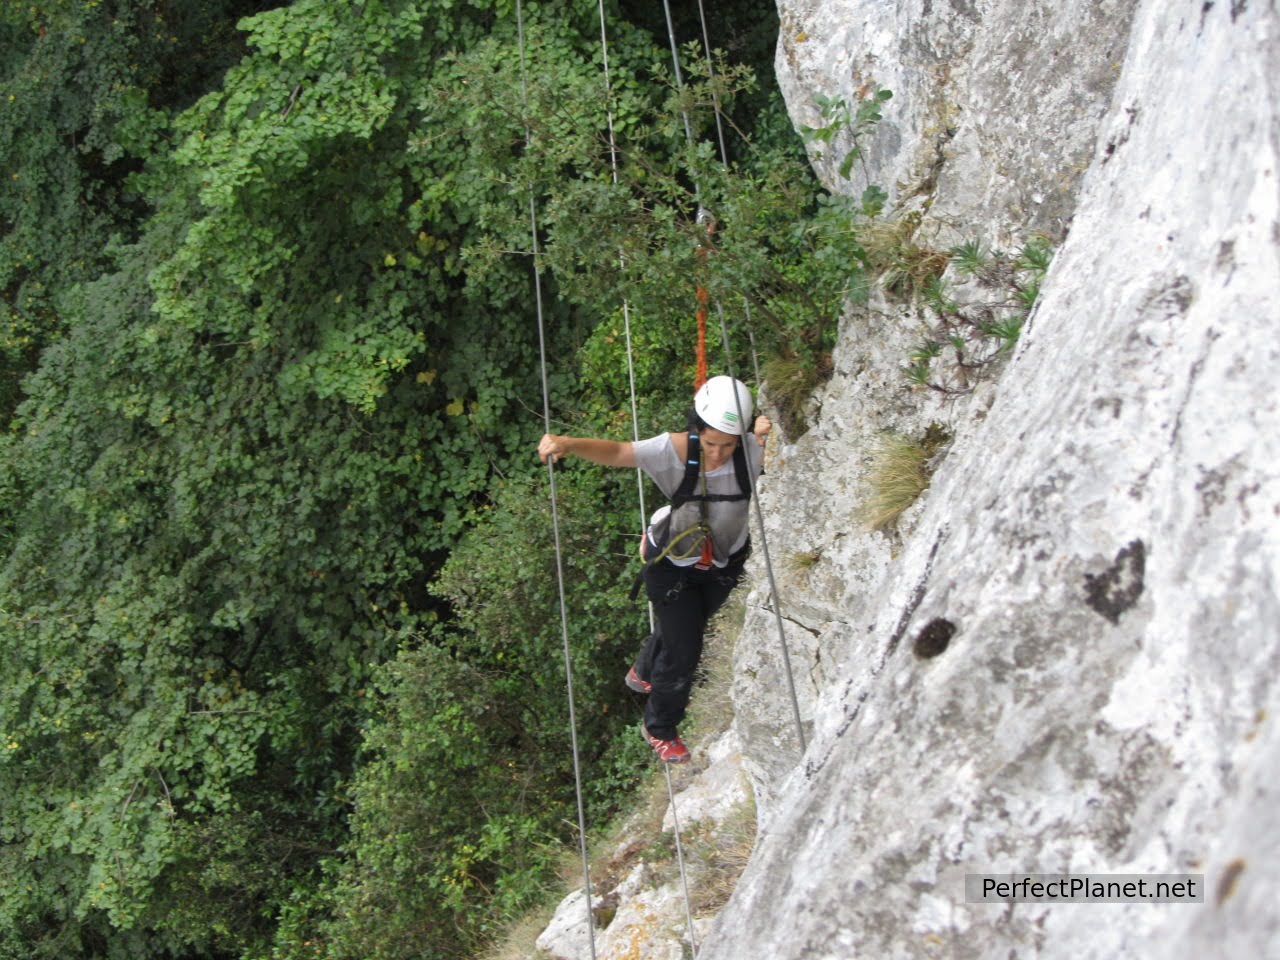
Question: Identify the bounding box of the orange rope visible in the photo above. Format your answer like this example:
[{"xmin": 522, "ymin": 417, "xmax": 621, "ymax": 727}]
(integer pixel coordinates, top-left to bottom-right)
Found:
[
  {"xmin": 693, "ymin": 218, "xmax": 715, "ymax": 392},
  {"xmin": 694, "ymin": 284, "xmax": 708, "ymax": 391}
]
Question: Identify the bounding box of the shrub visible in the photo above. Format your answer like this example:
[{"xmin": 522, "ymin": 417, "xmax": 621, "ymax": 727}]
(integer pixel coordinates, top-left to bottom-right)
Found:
[{"xmin": 860, "ymin": 424, "xmax": 952, "ymax": 531}]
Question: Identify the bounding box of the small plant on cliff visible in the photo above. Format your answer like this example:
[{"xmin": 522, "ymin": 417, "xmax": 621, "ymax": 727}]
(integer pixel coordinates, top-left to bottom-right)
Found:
[
  {"xmin": 903, "ymin": 235, "xmax": 1055, "ymax": 393},
  {"xmin": 860, "ymin": 423, "xmax": 953, "ymax": 531},
  {"xmin": 785, "ymin": 547, "xmax": 823, "ymax": 579},
  {"xmin": 950, "ymin": 239, "xmax": 988, "ymax": 277},
  {"xmin": 687, "ymin": 795, "xmax": 758, "ymax": 915},
  {"xmin": 800, "ymin": 87, "xmax": 894, "ymax": 183},
  {"xmin": 858, "ymin": 211, "xmax": 952, "ymax": 300},
  {"xmin": 761, "ymin": 349, "xmax": 835, "ymax": 439}
]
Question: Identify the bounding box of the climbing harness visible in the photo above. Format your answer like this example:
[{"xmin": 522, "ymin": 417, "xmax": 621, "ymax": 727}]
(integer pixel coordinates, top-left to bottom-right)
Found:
[{"xmin": 628, "ymin": 407, "xmax": 754, "ymax": 601}]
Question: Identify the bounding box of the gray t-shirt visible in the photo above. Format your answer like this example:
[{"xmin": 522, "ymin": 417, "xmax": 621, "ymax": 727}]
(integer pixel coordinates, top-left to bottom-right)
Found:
[{"xmin": 632, "ymin": 432, "xmax": 762, "ymax": 567}]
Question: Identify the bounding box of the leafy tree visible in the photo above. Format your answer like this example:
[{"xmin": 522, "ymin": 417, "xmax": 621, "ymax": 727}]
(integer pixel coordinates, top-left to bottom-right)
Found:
[
  {"xmin": 4, "ymin": 1, "xmax": 656, "ymax": 955},
  {"xmin": 315, "ymin": 469, "xmax": 647, "ymax": 960},
  {"xmin": 0, "ymin": 0, "xmax": 270, "ymax": 422}
]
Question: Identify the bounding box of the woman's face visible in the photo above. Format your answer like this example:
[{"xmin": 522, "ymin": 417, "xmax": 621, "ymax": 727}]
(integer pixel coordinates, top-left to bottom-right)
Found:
[{"xmin": 699, "ymin": 426, "xmax": 739, "ymax": 472}]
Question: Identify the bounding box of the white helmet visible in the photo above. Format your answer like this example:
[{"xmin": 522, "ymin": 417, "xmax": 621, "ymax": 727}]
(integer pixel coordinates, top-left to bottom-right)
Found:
[{"xmin": 694, "ymin": 376, "xmax": 753, "ymax": 435}]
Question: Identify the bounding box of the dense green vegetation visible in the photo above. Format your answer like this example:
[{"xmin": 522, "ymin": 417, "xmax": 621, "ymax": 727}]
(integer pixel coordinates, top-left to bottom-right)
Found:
[{"xmin": 0, "ymin": 2, "xmax": 872, "ymax": 957}]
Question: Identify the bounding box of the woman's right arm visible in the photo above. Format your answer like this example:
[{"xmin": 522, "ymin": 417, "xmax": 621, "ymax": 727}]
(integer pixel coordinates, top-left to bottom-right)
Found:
[{"xmin": 538, "ymin": 434, "xmax": 636, "ymax": 468}]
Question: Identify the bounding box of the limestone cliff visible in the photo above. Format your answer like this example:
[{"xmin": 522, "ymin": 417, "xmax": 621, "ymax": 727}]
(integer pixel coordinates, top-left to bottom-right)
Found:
[
  {"xmin": 537, "ymin": 0, "xmax": 1279, "ymax": 956},
  {"xmin": 717, "ymin": 0, "xmax": 1280, "ymax": 957}
]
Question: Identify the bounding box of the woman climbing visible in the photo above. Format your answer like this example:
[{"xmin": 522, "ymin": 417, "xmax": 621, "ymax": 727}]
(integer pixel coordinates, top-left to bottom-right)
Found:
[{"xmin": 538, "ymin": 376, "xmax": 770, "ymax": 763}]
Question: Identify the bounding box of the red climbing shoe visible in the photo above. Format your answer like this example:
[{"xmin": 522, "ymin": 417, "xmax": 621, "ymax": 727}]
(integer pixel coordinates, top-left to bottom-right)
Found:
[
  {"xmin": 625, "ymin": 666, "xmax": 652, "ymax": 694},
  {"xmin": 642, "ymin": 724, "xmax": 690, "ymax": 764}
]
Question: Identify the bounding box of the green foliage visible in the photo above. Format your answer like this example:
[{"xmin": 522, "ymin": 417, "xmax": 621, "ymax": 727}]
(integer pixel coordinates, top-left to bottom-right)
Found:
[
  {"xmin": 0, "ymin": 235, "xmax": 458, "ymax": 955},
  {"xmin": 576, "ymin": 305, "xmax": 695, "ymax": 438},
  {"xmin": 950, "ymin": 240, "xmax": 987, "ymax": 277},
  {"xmin": 1015, "ymin": 234, "xmax": 1053, "ymax": 273},
  {"xmin": 859, "ymin": 183, "xmax": 889, "ymax": 218},
  {"xmin": 2, "ymin": 1, "xmax": 575, "ymax": 953},
  {"xmin": 894, "ymin": 233, "xmax": 1055, "ymax": 394},
  {"xmin": 317, "ymin": 472, "xmax": 647, "ymax": 959},
  {"xmin": 798, "ymin": 87, "xmax": 893, "ymax": 181},
  {"xmin": 520, "ymin": 65, "xmax": 886, "ymax": 437},
  {"xmin": 0, "ymin": 0, "xmax": 262, "ymax": 422}
]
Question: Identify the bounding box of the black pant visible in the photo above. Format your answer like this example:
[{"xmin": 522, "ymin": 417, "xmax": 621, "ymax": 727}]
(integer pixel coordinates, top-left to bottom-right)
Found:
[{"xmin": 633, "ymin": 549, "xmax": 747, "ymax": 740}]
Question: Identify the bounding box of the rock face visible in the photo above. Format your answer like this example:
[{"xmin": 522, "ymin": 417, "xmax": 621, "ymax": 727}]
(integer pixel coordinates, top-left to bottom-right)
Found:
[
  {"xmin": 775, "ymin": 0, "xmax": 1141, "ymax": 244},
  {"xmin": 535, "ymin": 731, "xmax": 752, "ymax": 960},
  {"xmin": 704, "ymin": 0, "xmax": 1279, "ymax": 957}
]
